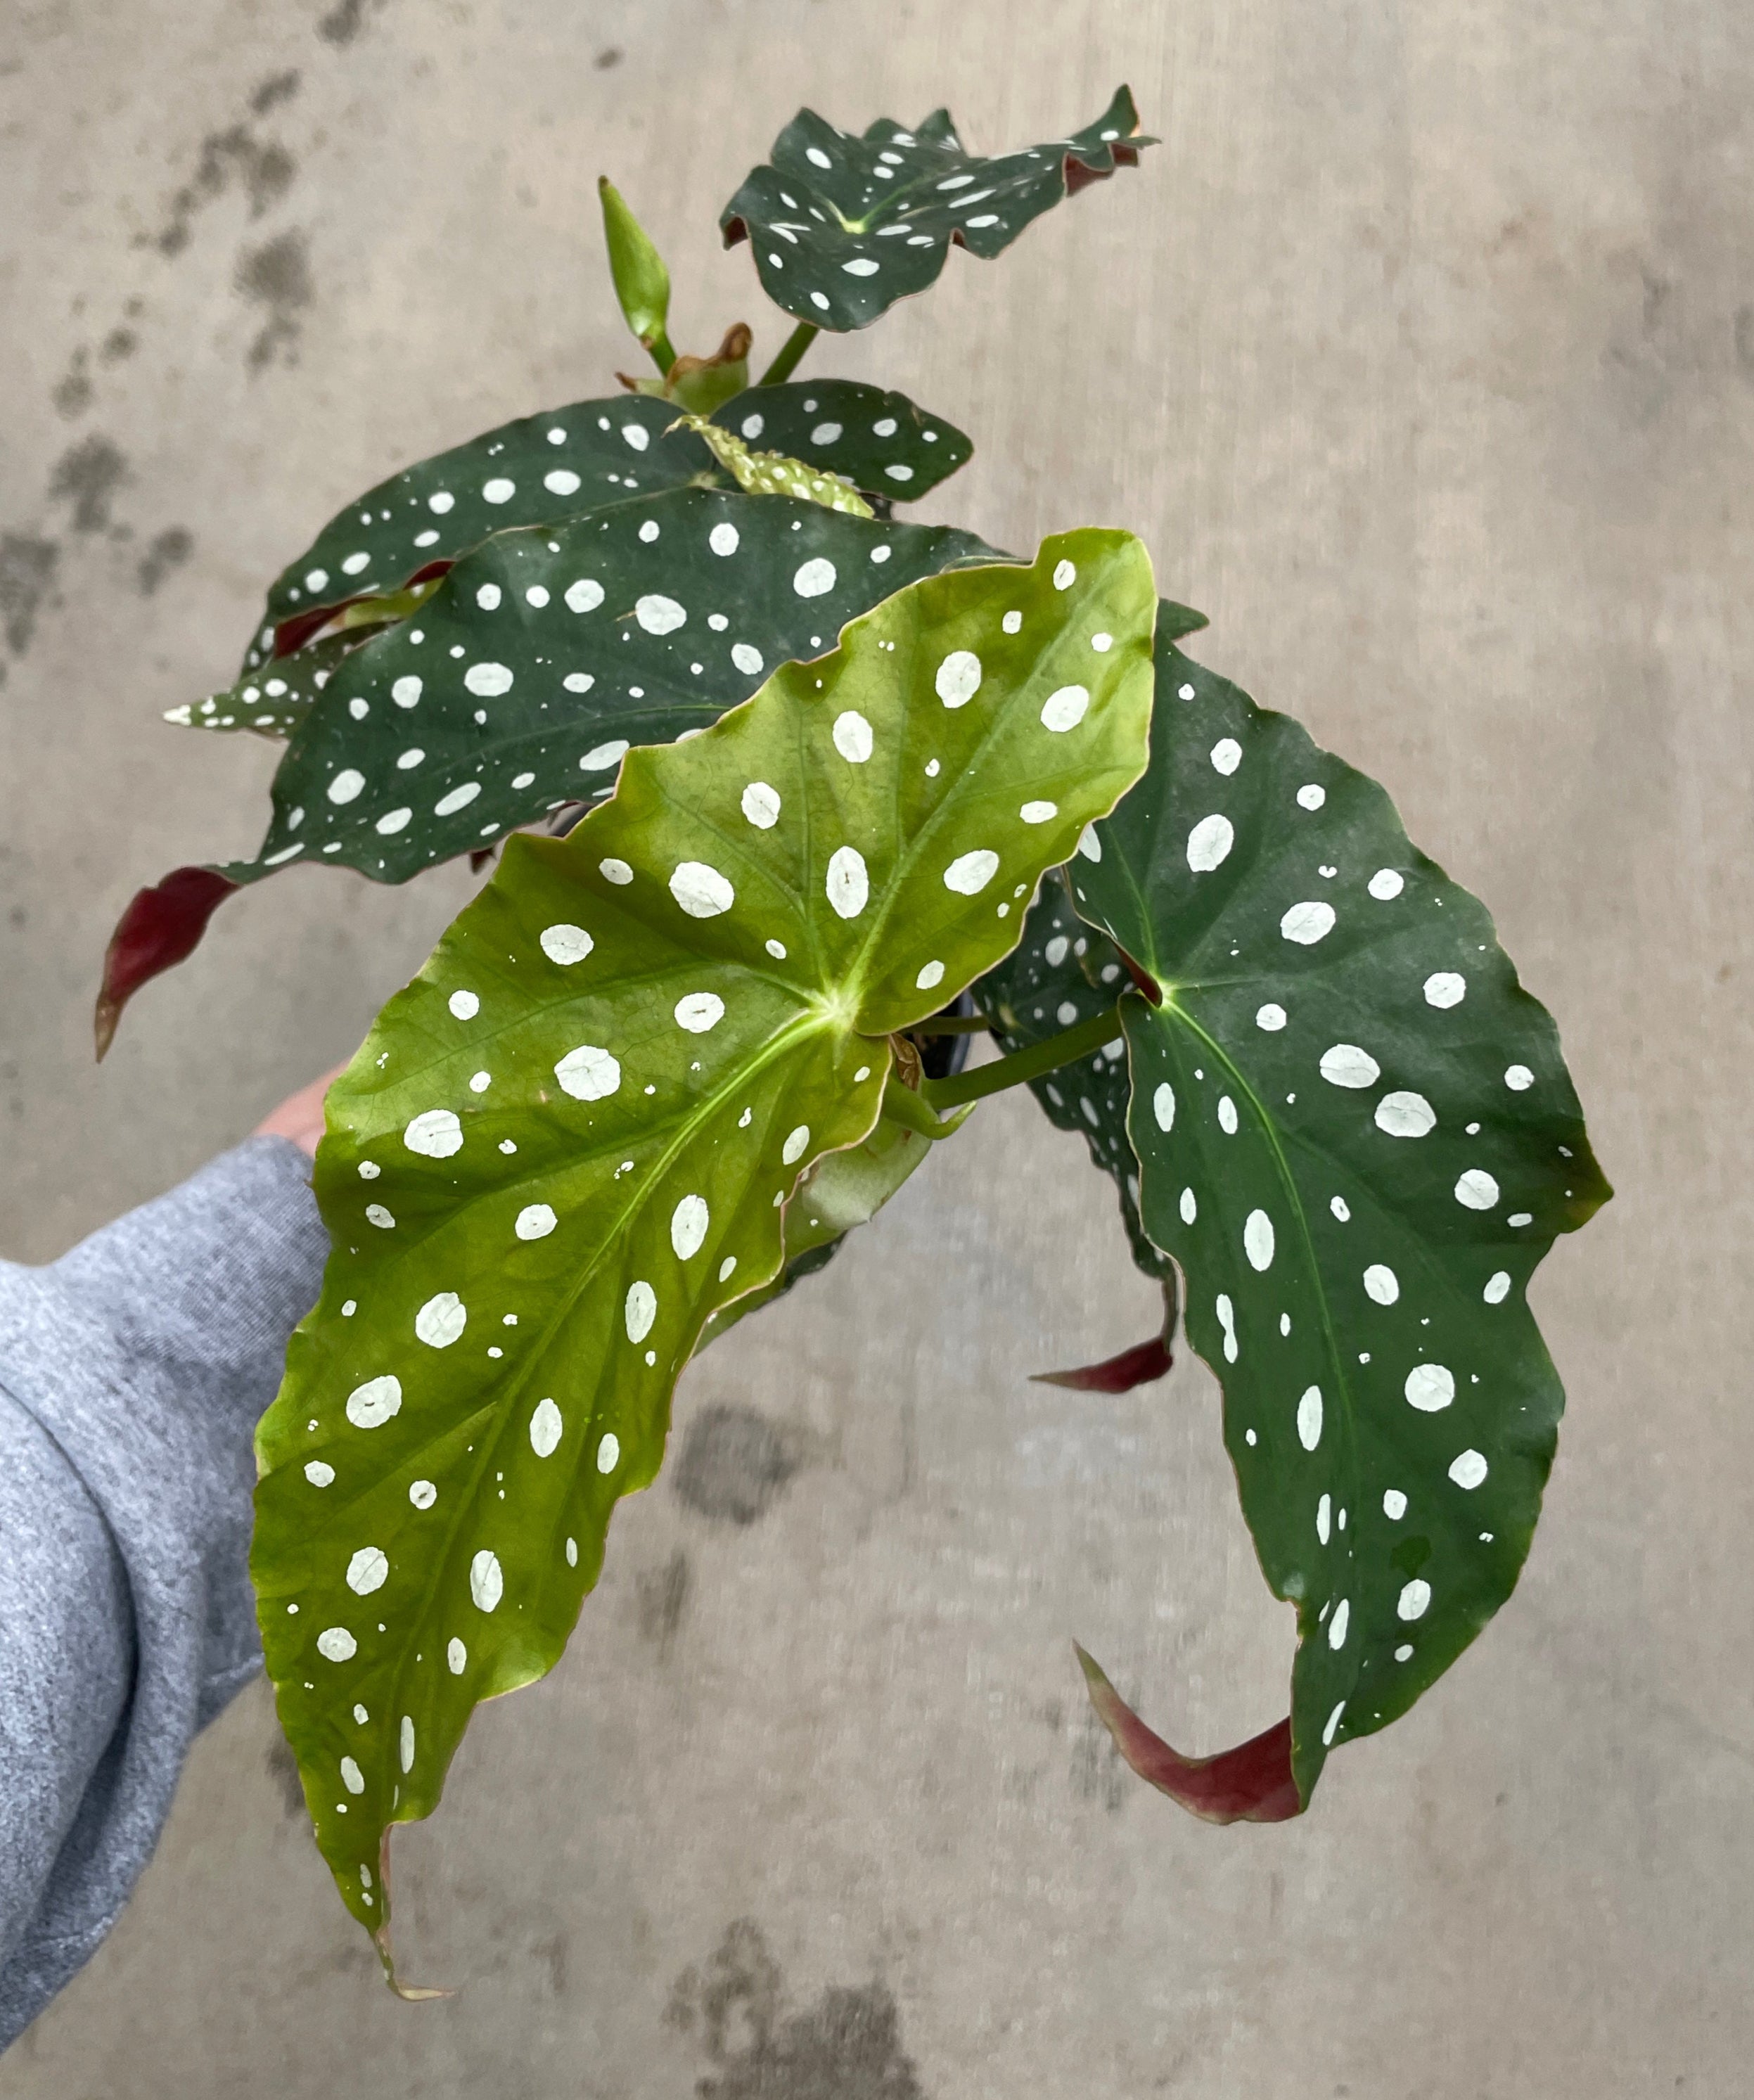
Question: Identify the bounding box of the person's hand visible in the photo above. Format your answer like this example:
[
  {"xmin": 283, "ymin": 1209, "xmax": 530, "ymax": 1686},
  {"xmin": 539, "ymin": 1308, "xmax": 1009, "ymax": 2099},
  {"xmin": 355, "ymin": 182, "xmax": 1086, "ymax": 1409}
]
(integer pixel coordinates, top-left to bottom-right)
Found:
[{"xmin": 253, "ymin": 1065, "xmax": 347, "ymax": 1160}]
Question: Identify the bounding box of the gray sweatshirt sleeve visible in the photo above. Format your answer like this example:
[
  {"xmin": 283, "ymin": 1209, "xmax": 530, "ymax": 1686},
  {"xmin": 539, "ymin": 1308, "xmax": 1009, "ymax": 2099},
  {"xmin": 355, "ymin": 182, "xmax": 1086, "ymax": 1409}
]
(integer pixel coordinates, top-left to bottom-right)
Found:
[{"xmin": 0, "ymin": 1137, "xmax": 328, "ymax": 2049}]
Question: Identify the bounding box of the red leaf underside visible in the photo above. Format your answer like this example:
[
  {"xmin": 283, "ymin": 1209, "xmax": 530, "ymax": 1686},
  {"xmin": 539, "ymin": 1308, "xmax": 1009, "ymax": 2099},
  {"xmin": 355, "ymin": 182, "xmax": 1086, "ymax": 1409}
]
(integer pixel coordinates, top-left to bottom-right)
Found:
[
  {"xmin": 94, "ymin": 866, "xmax": 238, "ymax": 1059},
  {"xmin": 1033, "ymin": 1333, "xmax": 1172, "ymax": 1393},
  {"xmin": 1075, "ymin": 1644, "xmax": 1301, "ymax": 1824}
]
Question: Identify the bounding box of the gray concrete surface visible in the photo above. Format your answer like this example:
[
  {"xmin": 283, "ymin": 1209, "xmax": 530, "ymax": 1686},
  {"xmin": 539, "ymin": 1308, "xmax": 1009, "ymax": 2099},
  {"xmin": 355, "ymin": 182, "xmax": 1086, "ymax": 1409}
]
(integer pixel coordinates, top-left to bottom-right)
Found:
[{"xmin": 1, "ymin": 0, "xmax": 1750, "ymax": 2091}]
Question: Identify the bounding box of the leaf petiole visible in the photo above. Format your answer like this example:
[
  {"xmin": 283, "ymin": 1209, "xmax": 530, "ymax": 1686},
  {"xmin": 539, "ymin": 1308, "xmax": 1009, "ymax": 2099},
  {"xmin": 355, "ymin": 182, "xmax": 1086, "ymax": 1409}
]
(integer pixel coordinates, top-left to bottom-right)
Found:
[
  {"xmin": 758, "ymin": 321, "xmax": 819, "ymax": 385},
  {"xmin": 920, "ymin": 1002, "xmax": 1123, "ymax": 1110}
]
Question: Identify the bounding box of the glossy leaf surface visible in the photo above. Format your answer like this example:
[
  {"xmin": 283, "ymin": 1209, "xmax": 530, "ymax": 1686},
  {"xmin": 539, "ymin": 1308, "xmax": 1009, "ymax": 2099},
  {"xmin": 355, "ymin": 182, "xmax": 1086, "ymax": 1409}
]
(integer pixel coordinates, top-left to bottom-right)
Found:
[
  {"xmin": 224, "ymin": 490, "xmax": 997, "ymax": 886},
  {"xmin": 718, "ymin": 381, "xmax": 971, "ymax": 499},
  {"xmin": 720, "ymin": 86, "xmax": 1155, "ymax": 332},
  {"xmin": 1069, "ymin": 629, "xmax": 1611, "ymax": 1805},
  {"xmin": 252, "ymin": 529, "xmax": 1158, "ymax": 1966},
  {"xmin": 236, "ymin": 395, "xmax": 717, "ymax": 672}
]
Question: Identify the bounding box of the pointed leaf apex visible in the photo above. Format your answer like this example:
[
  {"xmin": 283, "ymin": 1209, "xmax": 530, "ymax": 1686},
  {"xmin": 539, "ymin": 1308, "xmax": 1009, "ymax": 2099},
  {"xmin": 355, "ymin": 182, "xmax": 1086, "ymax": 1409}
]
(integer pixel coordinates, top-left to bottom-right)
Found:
[
  {"xmin": 1034, "ymin": 1332, "xmax": 1171, "ymax": 1393},
  {"xmin": 94, "ymin": 866, "xmax": 238, "ymax": 1059},
  {"xmin": 1074, "ymin": 1645, "xmax": 1302, "ymax": 1824}
]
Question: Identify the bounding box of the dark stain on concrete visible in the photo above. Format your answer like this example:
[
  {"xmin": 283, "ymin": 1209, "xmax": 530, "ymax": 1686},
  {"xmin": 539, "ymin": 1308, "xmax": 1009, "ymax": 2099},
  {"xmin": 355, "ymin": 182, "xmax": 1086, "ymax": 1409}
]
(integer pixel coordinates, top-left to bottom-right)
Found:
[
  {"xmin": 0, "ymin": 536, "xmax": 60, "ymax": 655},
  {"xmin": 637, "ymin": 1547, "xmax": 691, "ymax": 1656},
  {"xmin": 53, "ymin": 349, "xmax": 92, "ymax": 419},
  {"xmin": 155, "ymin": 124, "xmax": 297, "ymax": 257},
  {"xmin": 48, "ymin": 435, "xmax": 128, "ymax": 534},
  {"xmin": 317, "ymin": 0, "xmax": 383, "ymax": 46},
  {"xmin": 236, "ymin": 229, "xmax": 313, "ymax": 369},
  {"xmin": 250, "ymin": 68, "xmax": 301, "ymax": 115},
  {"xmin": 264, "ymin": 1731, "xmax": 307, "ymax": 1819},
  {"xmin": 99, "ymin": 326, "xmax": 137, "ymax": 364},
  {"xmin": 674, "ymin": 1403, "xmax": 803, "ymax": 1526},
  {"xmin": 669, "ymin": 1920, "xmax": 926, "ymax": 2100},
  {"xmin": 138, "ymin": 525, "xmax": 194, "ymax": 596},
  {"xmin": 595, "ymin": 46, "xmax": 624, "ymax": 69}
]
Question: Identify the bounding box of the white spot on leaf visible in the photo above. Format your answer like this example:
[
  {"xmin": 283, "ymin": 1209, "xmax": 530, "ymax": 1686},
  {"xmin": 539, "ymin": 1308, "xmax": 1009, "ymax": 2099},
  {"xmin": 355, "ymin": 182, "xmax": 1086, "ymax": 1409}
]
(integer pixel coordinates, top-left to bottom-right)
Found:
[
  {"xmin": 345, "ymin": 1375, "xmax": 402, "ymax": 1429},
  {"xmin": 944, "ymin": 849, "xmax": 998, "ymax": 895},
  {"xmin": 625, "ymin": 1281, "xmax": 656, "ymax": 1343},
  {"xmin": 833, "ymin": 710, "xmax": 873, "ymax": 762},
  {"xmin": 415, "ymin": 1293, "xmax": 467, "ymax": 1347},
  {"xmin": 670, "ymin": 1194, "xmax": 710, "ymax": 1260},
  {"xmin": 1455, "ymin": 1168, "xmax": 1500, "ymax": 1210},
  {"xmin": 1404, "ymin": 1363, "xmax": 1455, "ymax": 1412},
  {"xmin": 1280, "ymin": 901, "xmax": 1336, "ymax": 945},
  {"xmin": 555, "ymin": 1044, "xmax": 620, "ymax": 1101},
  {"xmin": 540, "ymin": 923, "xmax": 594, "ymax": 966},
  {"xmin": 671, "ymin": 861, "xmax": 734, "ymax": 917},
  {"xmin": 1186, "ymin": 814, "xmax": 1234, "ymax": 872},
  {"xmin": 826, "ymin": 845, "xmax": 869, "ymax": 918},
  {"xmin": 1375, "ymin": 1091, "xmax": 1435, "ymax": 1138},
  {"xmin": 1040, "ymin": 684, "xmax": 1089, "ymax": 732},
  {"xmin": 935, "ymin": 651, "xmax": 982, "ymax": 708},
  {"xmin": 470, "ymin": 1550, "xmax": 504, "ymax": 1611},
  {"xmin": 1297, "ymin": 1386, "xmax": 1323, "ymax": 1449},
  {"xmin": 1320, "ymin": 1044, "xmax": 1379, "ymax": 1089},
  {"xmin": 1449, "ymin": 1449, "xmax": 1488, "ymax": 1490}
]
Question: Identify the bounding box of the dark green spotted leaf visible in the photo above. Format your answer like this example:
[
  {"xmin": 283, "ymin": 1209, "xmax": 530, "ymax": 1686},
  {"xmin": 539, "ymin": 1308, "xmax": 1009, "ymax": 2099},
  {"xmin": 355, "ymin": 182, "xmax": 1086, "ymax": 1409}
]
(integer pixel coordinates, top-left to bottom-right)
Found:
[
  {"xmin": 226, "ymin": 489, "xmax": 999, "ymax": 886},
  {"xmin": 1067, "ymin": 624, "xmax": 1611, "ymax": 1809},
  {"xmin": 971, "ymin": 873, "xmax": 1170, "ymax": 1285},
  {"xmin": 720, "ymin": 86, "xmax": 1156, "ymax": 333},
  {"xmin": 235, "ymin": 394, "xmax": 719, "ymax": 674},
  {"xmin": 251, "ymin": 528, "xmax": 1158, "ymax": 1974},
  {"xmin": 715, "ymin": 381, "xmax": 971, "ymax": 501}
]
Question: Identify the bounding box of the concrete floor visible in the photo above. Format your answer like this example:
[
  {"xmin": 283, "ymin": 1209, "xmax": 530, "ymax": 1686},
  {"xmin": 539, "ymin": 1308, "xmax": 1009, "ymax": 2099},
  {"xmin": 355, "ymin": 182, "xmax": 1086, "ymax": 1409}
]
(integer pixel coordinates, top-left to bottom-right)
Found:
[{"xmin": 1, "ymin": 0, "xmax": 1750, "ymax": 2091}]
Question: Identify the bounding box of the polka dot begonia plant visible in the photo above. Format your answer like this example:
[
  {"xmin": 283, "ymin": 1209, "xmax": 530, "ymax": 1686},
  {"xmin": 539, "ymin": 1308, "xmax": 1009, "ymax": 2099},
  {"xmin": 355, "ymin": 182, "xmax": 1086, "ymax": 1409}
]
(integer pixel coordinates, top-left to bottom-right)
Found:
[{"xmin": 96, "ymin": 88, "xmax": 1609, "ymax": 1987}]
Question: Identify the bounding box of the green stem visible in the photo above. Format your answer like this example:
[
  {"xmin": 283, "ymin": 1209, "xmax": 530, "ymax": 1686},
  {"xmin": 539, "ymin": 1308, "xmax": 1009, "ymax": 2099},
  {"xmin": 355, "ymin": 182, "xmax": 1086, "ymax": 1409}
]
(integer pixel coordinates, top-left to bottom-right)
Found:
[
  {"xmin": 645, "ymin": 328, "xmax": 679, "ymax": 378},
  {"xmin": 920, "ymin": 1004, "xmax": 1122, "ymax": 1112},
  {"xmin": 907, "ymin": 1015, "xmax": 991, "ymax": 1036},
  {"xmin": 758, "ymin": 321, "xmax": 818, "ymax": 386}
]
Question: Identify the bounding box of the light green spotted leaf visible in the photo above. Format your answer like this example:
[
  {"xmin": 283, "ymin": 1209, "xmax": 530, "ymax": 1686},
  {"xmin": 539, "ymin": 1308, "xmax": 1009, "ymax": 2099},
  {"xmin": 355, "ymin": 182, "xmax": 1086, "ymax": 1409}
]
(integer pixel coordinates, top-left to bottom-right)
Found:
[
  {"xmin": 1066, "ymin": 625, "xmax": 1611, "ymax": 1807},
  {"xmin": 251, "ymin": 527, "xmax": 1157, "ymax": 1975},
  {"xmin": 720, "ymin": 86, "xmax": 1156, "ymax": 333},
  {"xmin": 971, "ymin": 873, "xmax": 1170, "ymax": 1284},
  {"xmin": 221, "ymin": 491, "xmax": 999, "ymax": 886},
  {"xmin": 672, "ymin": 414, "xmax": 873, "ymax": 515},
  {"xmin": 717, "ymin": 381, "xmax": 972, "ymax": 501}
]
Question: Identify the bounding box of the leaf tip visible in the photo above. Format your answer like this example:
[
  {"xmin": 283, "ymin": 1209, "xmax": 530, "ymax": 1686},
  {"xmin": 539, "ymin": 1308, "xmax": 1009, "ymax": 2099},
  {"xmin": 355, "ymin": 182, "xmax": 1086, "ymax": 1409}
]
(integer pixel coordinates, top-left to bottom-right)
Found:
[
  {"xmin": 94, "ymin": 866, "xmax": 238, "ymax": 1061},
  {"xmin": 1032, "ymin": 1332, "xmax": 1171, "ymax": 1392},
  {"xmin": 1074, "ymin": 1644, "xmax": 1302, "ymax": 1824}
]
